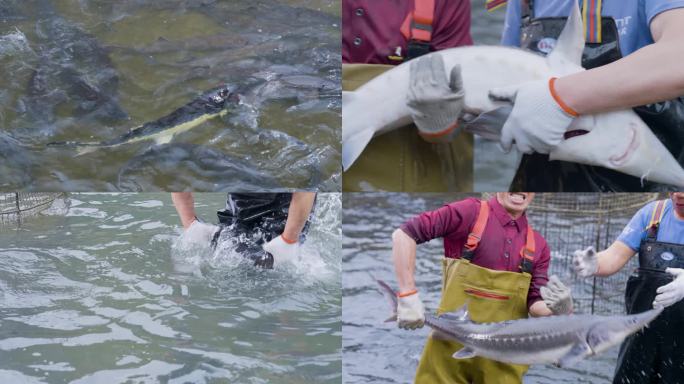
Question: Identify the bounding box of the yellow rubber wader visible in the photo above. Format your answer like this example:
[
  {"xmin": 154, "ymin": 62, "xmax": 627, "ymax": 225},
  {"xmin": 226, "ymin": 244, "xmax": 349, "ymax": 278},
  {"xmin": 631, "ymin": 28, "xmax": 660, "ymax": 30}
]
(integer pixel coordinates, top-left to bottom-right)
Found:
[
  {"xmin": 414, "ymin": 201, "xmax": 533, "ymax": 384},
  {"xmin": 341, "ymin": 63, "xmax": 473, "ymax": 192}
]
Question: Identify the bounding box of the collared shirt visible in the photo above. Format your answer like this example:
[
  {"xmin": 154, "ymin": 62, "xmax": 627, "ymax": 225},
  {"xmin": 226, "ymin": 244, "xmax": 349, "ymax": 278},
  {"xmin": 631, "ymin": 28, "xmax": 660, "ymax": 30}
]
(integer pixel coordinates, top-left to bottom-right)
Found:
[
  {"xmin": 618, "ymin": 199, "xmax": 684, "ymax": 251},
  {"xmin": 342, "ymin": 0, "xmax": 473, "ymax": 65},
  {"xmin": 400, "ymin": 197, "xmax": 550, "ymax": 308}
]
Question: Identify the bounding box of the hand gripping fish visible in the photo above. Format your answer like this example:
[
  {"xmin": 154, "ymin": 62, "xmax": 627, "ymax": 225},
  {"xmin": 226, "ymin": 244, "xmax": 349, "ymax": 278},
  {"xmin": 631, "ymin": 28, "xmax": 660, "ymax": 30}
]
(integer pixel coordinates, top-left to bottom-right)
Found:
[
  {"xmin": 377, "ymin": 280, "xmax": 662, "ymax": 367},
  {"xmin": 47, "ymin": 86, "xmax": 239, "ymax": 156},
  {"xmin": 342, "ymin": 3, "xmax": 684, "ymax": 187}
]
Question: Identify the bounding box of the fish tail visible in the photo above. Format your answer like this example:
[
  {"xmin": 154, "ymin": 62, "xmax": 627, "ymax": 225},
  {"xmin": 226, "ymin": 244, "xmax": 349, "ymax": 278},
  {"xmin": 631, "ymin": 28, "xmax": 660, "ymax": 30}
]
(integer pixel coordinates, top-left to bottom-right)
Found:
[{"xmin": 376, "ymin": 280, "xmax": 398, "ymax": 323}]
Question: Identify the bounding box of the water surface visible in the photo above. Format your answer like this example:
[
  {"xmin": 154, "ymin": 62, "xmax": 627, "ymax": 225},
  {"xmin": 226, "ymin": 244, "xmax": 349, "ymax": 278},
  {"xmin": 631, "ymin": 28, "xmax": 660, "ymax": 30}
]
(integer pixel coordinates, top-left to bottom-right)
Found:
[{"xmin": 0, "ymin": 192, "xmax": 341, "ymax": 383}]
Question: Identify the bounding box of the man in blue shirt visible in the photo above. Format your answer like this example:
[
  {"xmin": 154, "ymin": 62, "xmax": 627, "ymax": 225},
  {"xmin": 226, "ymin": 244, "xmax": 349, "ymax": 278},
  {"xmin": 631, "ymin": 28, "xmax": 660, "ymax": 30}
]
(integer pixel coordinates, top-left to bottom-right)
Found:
[
  {"xmin": 498, "ymin": 0, "xmax": 684, "ymax": 191},
  {"xmin": 574, "ymin": 192, "xmax": 684, "ymax": 383}
]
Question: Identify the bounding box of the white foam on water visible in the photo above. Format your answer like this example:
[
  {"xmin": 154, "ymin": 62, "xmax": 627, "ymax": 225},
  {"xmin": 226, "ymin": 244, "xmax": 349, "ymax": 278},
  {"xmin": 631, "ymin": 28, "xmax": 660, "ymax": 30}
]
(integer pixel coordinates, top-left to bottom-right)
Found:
[
  {"xmin": 115, "ymin": 355, "xmax": 142, "ymax": 366},
  {"xmin": 0, "ymin": 369, "xmax": 45, "ymax": 384},
  {"xmin": 27, "ymin": 362, "xmax": 75, "ymax": 372},
  {"xmin": 128, "ymin": 200, "xmax": 164, "ymax": 208},
  {"xmin": 70, "ymin": 361, "xmax": 183, "ymax": 384},
  {"xmin": 6, "ymin": 310, "xmax": 109, "ymax": 331}
]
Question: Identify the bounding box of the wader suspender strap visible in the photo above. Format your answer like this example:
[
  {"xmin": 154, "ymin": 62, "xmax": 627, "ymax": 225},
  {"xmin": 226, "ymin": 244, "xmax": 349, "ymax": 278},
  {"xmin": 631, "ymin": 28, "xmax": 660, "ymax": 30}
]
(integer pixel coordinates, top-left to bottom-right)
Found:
[
  {"xmin": 462, "ymin": 201, "xmax": 536, "ymax": 273},
  {"xmin": 462, "ymin": 201, "xmax": 490, "ymax": 259},
  {"xmin": 400, "ymin": 0, "xmax": 434, "ymax": 59},
  {"xmin": 522, "ymin": 0, "xmax": 603, "ymax": 42},
  {"xmin": 646, "ymin": 200, "xmax": 667, "ymax": 240},
  {"xmin": 485, "ymin": 0, "xmax": 507, "ymax": 12}
]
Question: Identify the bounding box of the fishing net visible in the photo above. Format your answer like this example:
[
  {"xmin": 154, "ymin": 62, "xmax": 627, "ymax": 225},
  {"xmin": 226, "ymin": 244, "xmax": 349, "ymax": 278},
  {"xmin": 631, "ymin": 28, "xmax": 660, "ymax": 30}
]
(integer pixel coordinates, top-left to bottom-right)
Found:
[
  {"xmin": 526, "ymin": 193, "xmax": 664, "ymax": 315},
  {"xmin": 0, "ymin": 192, "xmax": 66, "ymax": 226}
]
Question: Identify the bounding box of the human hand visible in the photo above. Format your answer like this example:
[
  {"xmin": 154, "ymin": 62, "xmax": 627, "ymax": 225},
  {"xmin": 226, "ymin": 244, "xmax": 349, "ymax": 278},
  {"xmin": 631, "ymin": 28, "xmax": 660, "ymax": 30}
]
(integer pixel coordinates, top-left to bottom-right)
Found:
[
  {"xmin": 540, "ymin": 275, "xmax": 574, "ymax": 315},
  {"xmin": 262, "ymin": 235, "xmax": 300, "ymax": 267},
  {"xmin": 653, "ymin": 268, "xmax": 684, "ymax": 308},
  {"xmin": 573, "ymin": 246, "xmax": 599, "ymax": 277},
  {"xmin": 407, "ymin": 54, "xmax": 465, "ymax": 143},
  {"xmin": 397, "ymin": 291, "xmax": 425, "ymax": 330},
  {"xmin": 490, "ymin": 78, "xmax": 577, "ymax": 154}
]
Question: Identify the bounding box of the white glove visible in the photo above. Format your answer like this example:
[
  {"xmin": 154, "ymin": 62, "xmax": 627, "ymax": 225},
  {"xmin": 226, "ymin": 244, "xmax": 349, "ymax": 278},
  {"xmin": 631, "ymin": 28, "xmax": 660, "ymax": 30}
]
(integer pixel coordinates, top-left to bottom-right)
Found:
[
  {"xmin": 653, "ymin": 268, "xmax": 684, "ymax": 308},
  {"xmin": 262, "ymin": 235, "xmax": 300, "ymax": 267},
  {"xmin": 397, "ymin": 291, "xmax": 425, "ymax": 330},
  {"xmin": 407, "ymin": 54, "xmax": 465, "ymax": 143},
  {"xmin": 490, "ymin": 78, "xmax": 577, "ymax": 154},
  {"xmin": 183, "ymin": 219, "xmax": 219, "ymax": 246},
  {"xmin": 573, "ymin": 246, "xmax": 599, "ymax": 277},
  {"xmin": 540, "ymin": 275, "xmax": 574, "ymax": 315}
]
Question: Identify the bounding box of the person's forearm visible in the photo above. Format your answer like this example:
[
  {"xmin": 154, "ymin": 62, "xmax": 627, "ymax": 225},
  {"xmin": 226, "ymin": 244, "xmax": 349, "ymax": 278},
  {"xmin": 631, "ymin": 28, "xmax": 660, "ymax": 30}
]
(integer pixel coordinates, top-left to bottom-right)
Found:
[
  {"xmin": 556, "ymin": 10, "xmax": 684, "ymax": 115},
  {"xmin": 392, "ymin": 229, "xmax": 418, "ymax": 293},
  {"xmin": 595, "ymin": 241, "xmax": 636, "ymax": 276},
  {"xmin": 282, "ymin": 192, "xmax": 316, "ymax": 241},
  {"xmin": 529, "ymin": 300, "xmax": 553, "ymax": 317},
  {"xmin": 171, "ymin": 192, "xmax": 196, "ymax": 230}
]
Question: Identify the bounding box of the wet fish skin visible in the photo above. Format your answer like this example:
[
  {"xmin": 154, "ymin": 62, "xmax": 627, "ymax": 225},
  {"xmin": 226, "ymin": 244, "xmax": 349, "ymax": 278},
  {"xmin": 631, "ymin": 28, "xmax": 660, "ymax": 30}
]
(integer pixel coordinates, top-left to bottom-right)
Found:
[
  {"xmin": 377, "ymin": 280, "xmax": 663, "ymax": 367},
  {"xmin": 47, "ymin": 85, "xmax": 239, "ymax": 154},
  {"xmin": 342, "ymin": 2, "xmax": 684, "ymax": 187}
]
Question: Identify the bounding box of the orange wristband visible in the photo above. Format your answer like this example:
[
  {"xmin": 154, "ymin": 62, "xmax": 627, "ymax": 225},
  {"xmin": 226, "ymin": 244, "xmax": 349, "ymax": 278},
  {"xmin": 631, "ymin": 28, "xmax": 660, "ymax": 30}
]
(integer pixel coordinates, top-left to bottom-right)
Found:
[
  {"xmin": 418, "ymin": 120, "xmax": 460, "ymax": 139},
  {"xmin": 281, "ymin": 234, "xmax": 297, "ymax": 244},
  {"xmin": 549, "ymin": 77, "xmax": 579, "ymax": 118},
  {"xmin": 397, "ymin": 289, "xmax": 418, "ymax": 298}
]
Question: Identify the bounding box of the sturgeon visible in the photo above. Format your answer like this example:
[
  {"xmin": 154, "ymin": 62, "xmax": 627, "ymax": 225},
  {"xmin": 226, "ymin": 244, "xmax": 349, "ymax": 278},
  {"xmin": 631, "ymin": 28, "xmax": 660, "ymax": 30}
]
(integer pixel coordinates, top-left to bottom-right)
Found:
[
  {"xmin": 378, "ymin": 280, "xmax": 662, "ymax": 367},
  {"xmin": 47, "ymin": 86, "xmax": 238, "ymax": 156},
  {"xmin": 342, "ymin": 2, "xmax": 684, "ymax": 187}
]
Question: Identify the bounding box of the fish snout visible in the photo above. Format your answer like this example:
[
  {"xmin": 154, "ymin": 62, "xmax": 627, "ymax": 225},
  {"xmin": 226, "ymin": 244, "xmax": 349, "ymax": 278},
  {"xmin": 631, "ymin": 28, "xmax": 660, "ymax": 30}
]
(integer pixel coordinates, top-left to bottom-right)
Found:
[{"xmin": 608, "ymin": 124, "xmax": 638, "ymax": 167}]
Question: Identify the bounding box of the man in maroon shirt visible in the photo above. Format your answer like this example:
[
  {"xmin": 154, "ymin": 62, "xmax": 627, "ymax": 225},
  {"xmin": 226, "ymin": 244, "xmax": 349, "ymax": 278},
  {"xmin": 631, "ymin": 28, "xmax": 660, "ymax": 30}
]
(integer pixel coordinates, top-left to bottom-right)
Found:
[
  {"xmin": 342, "ymin": 0, "xmax": 474, "ymax": 192},
  {"xmin": 342, "ymin": 0, "xmax": 472, "ymax": 65},
  {"xmin": 392, "ymin": 193, "xmax": 573, "ymax": 383}
]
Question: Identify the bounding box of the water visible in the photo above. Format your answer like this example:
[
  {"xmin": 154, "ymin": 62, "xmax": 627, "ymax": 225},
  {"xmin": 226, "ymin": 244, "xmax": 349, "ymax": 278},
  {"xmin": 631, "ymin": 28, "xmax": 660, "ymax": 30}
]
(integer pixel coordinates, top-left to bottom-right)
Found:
[
  {"xmin": 342, "ymin": 193, "xmax": 621, "ymax": 384},
  {"xmin": 0, "ymin": 0, "xmax": 341, "ymax": 191},
  {"xmin": 0, "ymin": 192, "xmax": 342, "ymax": 383},
  {"xmin": 470, "ymin": 1, "xmax": 522, "ymax": 192}
]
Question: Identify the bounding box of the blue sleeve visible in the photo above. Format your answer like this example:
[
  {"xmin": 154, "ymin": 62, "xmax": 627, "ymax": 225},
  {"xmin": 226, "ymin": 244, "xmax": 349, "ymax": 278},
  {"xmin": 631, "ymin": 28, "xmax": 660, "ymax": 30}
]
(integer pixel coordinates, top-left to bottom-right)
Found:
[
  {"xmin": 501, "ymin": 0, "xmax": 522, "ymax": 46},
  {"xmin": 617, "ymin": 202, "xmax": 654, "ymax": 251},
  {"xmin": 644, "ymin": 0, "xmax": 684, "ymax": 25}
]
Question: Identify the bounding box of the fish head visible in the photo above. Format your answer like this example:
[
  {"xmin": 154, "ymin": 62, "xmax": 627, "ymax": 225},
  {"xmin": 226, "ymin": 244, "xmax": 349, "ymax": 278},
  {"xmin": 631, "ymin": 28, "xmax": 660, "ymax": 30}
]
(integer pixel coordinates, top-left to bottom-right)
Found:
[
  {"xmin": 586, "ymin": 308, "xmax": 663, "ymax": 355},
  {"xmin": 206, "ymin": 85, "xmax": 239, "ymax": 108}
]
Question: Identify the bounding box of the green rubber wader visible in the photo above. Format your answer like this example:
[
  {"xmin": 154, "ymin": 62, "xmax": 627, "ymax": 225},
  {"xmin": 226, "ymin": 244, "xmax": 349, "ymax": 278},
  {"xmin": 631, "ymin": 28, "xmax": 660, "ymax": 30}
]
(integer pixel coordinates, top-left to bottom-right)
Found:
[
  {"xmin": 414, "ymin": 258, "xmax": 531, "ymax": 384},
  {"xmin": 342, "ymin": 63, "xmax": 473, "ymax": 192}
]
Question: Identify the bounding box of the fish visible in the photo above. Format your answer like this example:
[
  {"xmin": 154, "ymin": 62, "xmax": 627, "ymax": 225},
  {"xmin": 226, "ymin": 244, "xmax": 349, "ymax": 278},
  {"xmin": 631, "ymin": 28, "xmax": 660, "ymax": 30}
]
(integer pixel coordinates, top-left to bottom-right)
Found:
[
  {"xmin": 342, "ymin": 2, "xmax": 684, "ymax": 187},
  {"xmin": 377, "ymin": 280, "xmax": 663, "ymax": 367},
  {"xmin": 47, "ymin": 86, "xmax": 238, "ymax": 156}
]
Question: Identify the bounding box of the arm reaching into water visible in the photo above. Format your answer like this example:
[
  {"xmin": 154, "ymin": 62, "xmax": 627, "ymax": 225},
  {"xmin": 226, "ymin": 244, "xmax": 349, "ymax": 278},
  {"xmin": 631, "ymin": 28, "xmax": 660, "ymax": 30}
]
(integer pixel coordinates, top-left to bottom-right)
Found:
[
  {"xmin": 171, "ymin": 192, "xmax": 197, "ymax": 230},
  {"xmin": 263, "ymin": 192, "xmax": 317, "ymax": 265}
]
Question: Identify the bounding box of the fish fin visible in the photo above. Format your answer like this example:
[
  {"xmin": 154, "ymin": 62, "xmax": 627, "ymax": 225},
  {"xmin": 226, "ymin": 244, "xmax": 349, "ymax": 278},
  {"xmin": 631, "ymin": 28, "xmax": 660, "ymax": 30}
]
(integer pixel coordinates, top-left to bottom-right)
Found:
[
  {"xmin": 376, "ymin": 280, "xmax": 398, "ymax": 324},
  {"xmin": 342, "ymin": 129, "xmax": 374, "ymax": 171},
  {"xmin": 557, "ymin": 341, "xmax": 592, "ymax": 368},
  {"xmin": 429, "ymin": 329, "xmax": 452, "ymax": 341},
  {"xmin": 75, "ymin": 145, "xmax": 99, "ymax": 157},
  {"xmin": 452, "ymin": 347, "xmax": 477, "ymax": 360},
  {"xmin": 438, "ymin": 304, "xmax": 470, "ymax": 323},
  {"xmin": 154, "ymin": 134, "xmax": 173, "ymax": 145},
  {"xmin": 462, "ymin": 106, "xmax": 513, "ymax": 141},
  {"xmin": 546, "ymin": 0, "xmax": 584, "ymax": 74}
]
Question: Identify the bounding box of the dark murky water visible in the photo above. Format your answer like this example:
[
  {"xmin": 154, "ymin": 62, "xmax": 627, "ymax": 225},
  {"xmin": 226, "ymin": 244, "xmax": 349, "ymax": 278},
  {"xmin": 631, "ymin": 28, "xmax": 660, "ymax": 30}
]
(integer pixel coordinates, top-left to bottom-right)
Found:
[{"xmin": 0, "ymin": 0, "xmax": 341, "ymax": 191}]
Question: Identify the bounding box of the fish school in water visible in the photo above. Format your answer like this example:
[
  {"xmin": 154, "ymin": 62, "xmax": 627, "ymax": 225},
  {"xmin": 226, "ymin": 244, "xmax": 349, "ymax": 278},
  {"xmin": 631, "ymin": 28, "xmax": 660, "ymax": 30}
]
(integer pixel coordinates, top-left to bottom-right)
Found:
[{"xmin": 2, "ymin": 0, "xmax": 684, "ymax": 384}]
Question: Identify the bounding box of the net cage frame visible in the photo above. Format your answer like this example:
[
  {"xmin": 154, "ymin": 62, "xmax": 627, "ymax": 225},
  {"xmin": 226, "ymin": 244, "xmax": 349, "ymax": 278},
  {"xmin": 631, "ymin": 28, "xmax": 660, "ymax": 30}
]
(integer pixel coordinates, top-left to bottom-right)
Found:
[
  {"xmin": 525, "ymin": 192, "xmax": 665, "ymax": 315},
  {"xmin": 0, "ymin": 192, "xmax": 65, "ymax": 225}
]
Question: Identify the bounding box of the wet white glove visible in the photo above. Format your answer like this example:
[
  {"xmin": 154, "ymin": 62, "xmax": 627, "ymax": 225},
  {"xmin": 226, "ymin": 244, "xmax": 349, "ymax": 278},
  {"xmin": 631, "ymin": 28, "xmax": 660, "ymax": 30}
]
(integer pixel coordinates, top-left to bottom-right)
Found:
[
  {"xmin": 397, "ymin": 291, "xmax": 425, "ymax": 330},
  {"xmin": 263, "ymin": 235, "xmax": 300, "ymax": 266},
  {"xmin": 573, "ymin": 246, "xmax": 599, "ymax": 277},
  {"xmin": 653, "ymin": 268, "xmax": 684, "ymax": 308},
  {"xmin": 183, "ymin": 219, "xmax": 219, "ymax": 246},
  {"xmin": 407, "ymin": 54, "xmax": 465, "ymax": 143},
  {"xmin": 490, "ymin": 78, "xmax": 577, "ymax": 154},
  {"xmin": 540, "ymin": 275, "xmax": 574, "ymax": 315}
]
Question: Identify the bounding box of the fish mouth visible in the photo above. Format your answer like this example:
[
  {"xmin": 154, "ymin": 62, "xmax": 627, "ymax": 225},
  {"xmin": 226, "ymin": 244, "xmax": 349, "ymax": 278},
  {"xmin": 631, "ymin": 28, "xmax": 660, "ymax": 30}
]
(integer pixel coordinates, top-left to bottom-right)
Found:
[
  {"xmin": 508, "ymin": 193, "xmax": 527, "ymax": 204},
  {"xmin": 609, "ymin": 125, "xmax": 638, "ymax": 167}
]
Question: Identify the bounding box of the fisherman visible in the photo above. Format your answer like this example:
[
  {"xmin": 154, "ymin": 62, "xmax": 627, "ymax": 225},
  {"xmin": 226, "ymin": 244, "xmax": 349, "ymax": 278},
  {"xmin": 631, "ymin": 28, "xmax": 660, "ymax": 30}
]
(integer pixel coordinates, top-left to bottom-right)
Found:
[
  {"xmin": 494, "ymin": 0, "xmax": 684, "ymax": 191},
  {"xmin": 573, "ymin": 192, "xmax": 684, "ymax": 384},
  {"xmin": 392, "ymin": 193, "xmax": 574, "ymax": 383},
  {"xmin": 342, "ymin": 0, "xmax": 473, "ymax": 192},
  {"xmin": 171, "ymin": 192, "xmax": 316, "ymax": 268}
]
